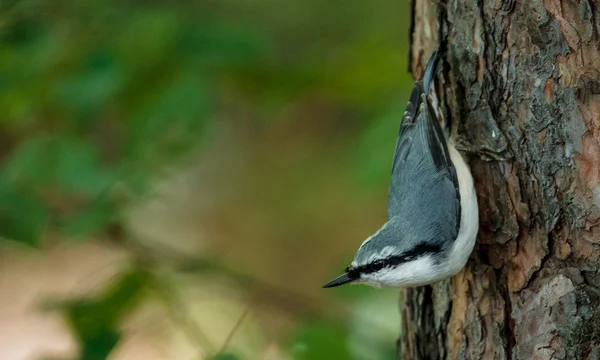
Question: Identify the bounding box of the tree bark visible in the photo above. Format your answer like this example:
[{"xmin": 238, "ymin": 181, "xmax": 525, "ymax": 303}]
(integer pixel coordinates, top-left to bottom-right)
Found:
[{"xmin": 400, "ymin": 0, "xmax": 600, "ymax": 359}]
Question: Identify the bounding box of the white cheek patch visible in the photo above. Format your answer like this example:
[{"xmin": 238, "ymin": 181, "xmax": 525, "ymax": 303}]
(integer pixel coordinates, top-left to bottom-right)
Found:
[{"xmin": 361, "ymin": 256, "xmax": 438, "ymax": 288}]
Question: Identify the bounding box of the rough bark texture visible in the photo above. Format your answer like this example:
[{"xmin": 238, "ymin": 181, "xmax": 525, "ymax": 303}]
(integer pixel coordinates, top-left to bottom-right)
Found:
[{"xmin": 400, "ymin": 0, "xmax": 600, "ymax": 359}]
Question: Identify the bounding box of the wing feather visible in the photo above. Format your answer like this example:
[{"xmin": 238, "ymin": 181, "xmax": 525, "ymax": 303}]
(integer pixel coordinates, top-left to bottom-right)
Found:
[{"xmin": 387, "ymin": 52, "xmax": 461, "ymax": 239}]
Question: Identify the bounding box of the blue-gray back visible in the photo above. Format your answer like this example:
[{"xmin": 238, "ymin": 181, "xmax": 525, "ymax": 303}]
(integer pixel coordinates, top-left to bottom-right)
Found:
[{"xmin": 387, "ymin": 56, "xmax": 460, "ymax": 250}]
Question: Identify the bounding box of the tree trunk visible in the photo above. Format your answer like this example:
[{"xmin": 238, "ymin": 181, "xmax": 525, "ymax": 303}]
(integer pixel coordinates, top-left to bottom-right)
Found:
[{"xmin": 400, "ymin": 0, "xmax": 600, "ymax": 359}]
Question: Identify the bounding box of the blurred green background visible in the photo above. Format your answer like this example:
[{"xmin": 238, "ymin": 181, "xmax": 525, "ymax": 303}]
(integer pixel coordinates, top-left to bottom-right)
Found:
[{"xmin": 0, "ymin": 0, "xmax": 413, "ymax": 359}]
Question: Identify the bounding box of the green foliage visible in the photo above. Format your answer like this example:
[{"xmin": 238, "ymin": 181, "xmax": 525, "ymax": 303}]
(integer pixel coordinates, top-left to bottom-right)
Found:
[
  {"xmin": 0, "ymin": 136, "xmax": 118, "ymax": 241},
  {"xmin": 61, "ymin": 269, "xmax": 148, "ymax": 360},
  {"xmin": 209, "ymin": 354, "xmax": 242, "ymax": 360},
  {"xmin": 0, "ymin": 4, "xmax": 270, "ymax": 244},
  {"xmin": 1, "ymin": 0, "xmax": 412, "ymax": 359},
  {"xmin": 0, "ymin": 177, "xmax": 48, "ymax": 245},
  {"xmin": 0, "ymin": 0, "xmax": 410, "ymax": 245},
  {"xmin": 289, "ymin": 320, "xmax": 351, "ymax": 360}
]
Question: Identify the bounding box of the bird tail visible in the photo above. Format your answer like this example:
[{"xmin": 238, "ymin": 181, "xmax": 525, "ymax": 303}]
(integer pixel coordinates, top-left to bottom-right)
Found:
[
  {"xmin": 421, "ymin": 50, "xmax": 448, "ymax": 136},
  {"xmin": 423, "ymin": 50, "xmax": 439, "ymax": 95}
]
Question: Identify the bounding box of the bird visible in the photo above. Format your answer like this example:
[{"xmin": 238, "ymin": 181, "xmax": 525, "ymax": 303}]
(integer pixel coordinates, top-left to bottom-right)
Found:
[{"xmin": 323, "ymin": 51, "xmax": 479, "ymax": 288}]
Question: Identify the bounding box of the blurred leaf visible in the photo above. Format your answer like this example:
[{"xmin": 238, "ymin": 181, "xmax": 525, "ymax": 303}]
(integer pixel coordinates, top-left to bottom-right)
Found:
[
  {"xmin": 62, "ymin": 198, "xmax": 115, "ymax": 237},
  {"xmin": 209, "ymin": 354, "xmax": 241, "ymax": 360},
  {"xmin": 123, "ymin": 70, "xmax": 210, "ymax": 190},
  {"xmin": 0, "ymin": 7, "xmax": 43, "ymax": 45},
  {"xmin": 77, "ymin": 329, "xmax": 120, "ymax": 360},
  {"xmin": 53, "ymin": 138, "xmax": 116, "ymax": 196},
  {"xmin": 0, "ymin": 179, "xmax": 47, "ymax": 246},
  {"xmin": 63, "ymin": 269, "xmax": 148, "ymax": 360},
  {"xmin": 0, "ymin": 137, "xmax": 51, "ymax": 245},
  {"xmin": 0, "ymin": 135, "xmax": 118, "ymax": 241},
  {"xmin": 0, "ymin": 32, "xmax": 64, "ymax": 122},
  {"xmin": 184, "ymin": 21, "xmax": 268, "ymax": 68},
  {"xmin": 289, "ymin": 320, "xmax": 351, "ymax": 360},
  {"xmin": 0, "ymin": 136, "xmax": 53, "ymax": 186},
  {"xmin": 0, "ymin": 136, "xmax": 115, "ymax": 195},
  {"xmin": 116, "ymin": 10, "xmax": 182, "ymax": 71},
  {"xmin": 53, "ymin": 50, "xmax": 124, "ymax": 116}
]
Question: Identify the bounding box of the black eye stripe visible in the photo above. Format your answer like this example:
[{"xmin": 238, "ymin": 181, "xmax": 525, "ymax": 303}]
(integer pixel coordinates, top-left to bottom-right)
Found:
[{"xmin": 347, "ymin": 243, "xmax": 442, "ymax": 276}]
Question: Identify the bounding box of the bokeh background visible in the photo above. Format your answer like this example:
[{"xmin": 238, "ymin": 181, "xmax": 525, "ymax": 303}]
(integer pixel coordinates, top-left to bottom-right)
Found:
[{"xmin": 0, "ymin": 0, "xmax": 413, "ymax": 359}]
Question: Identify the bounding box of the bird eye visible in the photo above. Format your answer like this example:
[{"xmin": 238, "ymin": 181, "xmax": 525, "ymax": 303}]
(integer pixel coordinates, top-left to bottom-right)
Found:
[{"xmin": 372, "ymin": 260, "xmax": 384, "ymax": 271}]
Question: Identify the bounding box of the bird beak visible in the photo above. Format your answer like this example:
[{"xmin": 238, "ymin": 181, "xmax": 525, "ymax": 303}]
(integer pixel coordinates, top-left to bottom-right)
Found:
[{"xmin": 322, "ymin": 273, "xmax": 354, "ymax": 288}]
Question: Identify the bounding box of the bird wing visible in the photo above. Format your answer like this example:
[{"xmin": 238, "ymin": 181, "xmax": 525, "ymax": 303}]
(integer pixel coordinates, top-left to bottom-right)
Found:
[{"xmin": 387, "ymin": 52, "xmax": 461, "ymax": 238}]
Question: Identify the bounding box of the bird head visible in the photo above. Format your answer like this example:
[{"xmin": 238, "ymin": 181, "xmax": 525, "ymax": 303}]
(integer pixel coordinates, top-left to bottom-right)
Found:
[{"xmin": 322, "ymin": 219, "xmax": 445, "ymax": 288}]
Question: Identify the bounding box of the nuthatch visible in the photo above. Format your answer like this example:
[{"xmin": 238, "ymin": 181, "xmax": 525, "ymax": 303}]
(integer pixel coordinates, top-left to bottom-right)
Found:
[{"xmin": 323, "ymin": 51, "xmax": 479, "ymax": 288}]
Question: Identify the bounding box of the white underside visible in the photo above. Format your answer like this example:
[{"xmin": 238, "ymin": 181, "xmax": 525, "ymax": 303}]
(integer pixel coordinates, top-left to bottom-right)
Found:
[
  {"xmin": 360, "ymin": 142, "xmax": 479, "ymax": 288},
  {"xmin": 440, "ymin": 142, "xmax": 479, "ymax": 278}
]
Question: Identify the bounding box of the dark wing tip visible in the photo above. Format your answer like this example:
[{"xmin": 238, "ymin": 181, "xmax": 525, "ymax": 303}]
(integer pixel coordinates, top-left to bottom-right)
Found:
[
  {"xmin": 401, "ymin": 50, "xmax": 439, "ymax": 130},
  {"xmin": 423, "ymin": 50, "xmax": 439, "ymax": 93},
  {"xmin": 322, "ymin": 273, "xmax": 354, "ymax": 288}
]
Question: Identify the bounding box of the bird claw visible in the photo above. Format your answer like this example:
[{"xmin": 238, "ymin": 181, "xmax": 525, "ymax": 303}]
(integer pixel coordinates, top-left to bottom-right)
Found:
[
  {"xmin": 455, "ymin": 104, "xmax": 512, "ymax": 161},
  {"xmin": 454, "ymin": 138, "xmax": 512, "ymax": 161}
]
